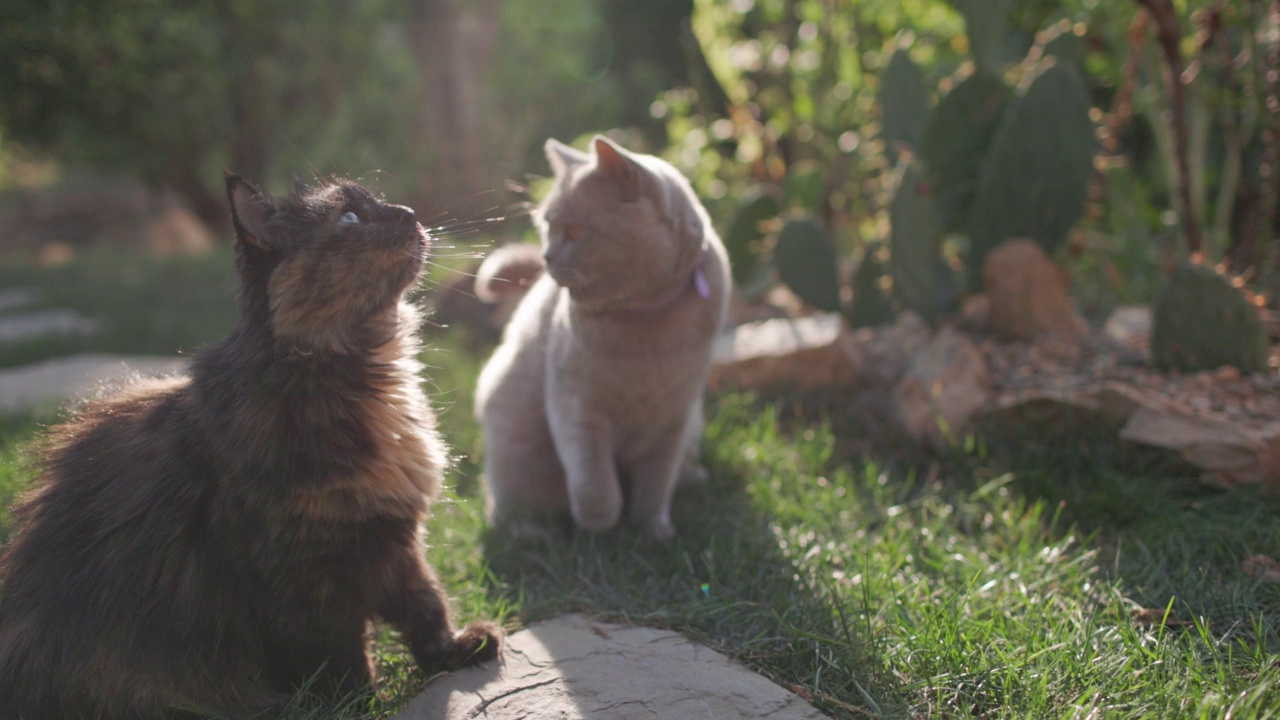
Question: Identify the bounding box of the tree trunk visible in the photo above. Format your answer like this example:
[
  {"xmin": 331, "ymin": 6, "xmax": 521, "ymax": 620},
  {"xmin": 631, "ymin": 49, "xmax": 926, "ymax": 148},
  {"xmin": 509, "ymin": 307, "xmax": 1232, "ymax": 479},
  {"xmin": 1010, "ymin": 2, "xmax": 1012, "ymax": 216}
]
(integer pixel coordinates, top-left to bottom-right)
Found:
[{"xmin": 408, "ymin": 0, "xmax": 505, "ymax": 220}]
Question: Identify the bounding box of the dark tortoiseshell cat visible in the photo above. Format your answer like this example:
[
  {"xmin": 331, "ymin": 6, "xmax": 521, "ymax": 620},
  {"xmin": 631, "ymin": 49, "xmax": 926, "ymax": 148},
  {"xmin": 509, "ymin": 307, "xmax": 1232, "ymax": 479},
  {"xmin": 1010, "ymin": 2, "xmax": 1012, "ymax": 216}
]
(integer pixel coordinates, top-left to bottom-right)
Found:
[{"xmin": 0, "ymin": 175, "xmax": 502, "ymax": 719}]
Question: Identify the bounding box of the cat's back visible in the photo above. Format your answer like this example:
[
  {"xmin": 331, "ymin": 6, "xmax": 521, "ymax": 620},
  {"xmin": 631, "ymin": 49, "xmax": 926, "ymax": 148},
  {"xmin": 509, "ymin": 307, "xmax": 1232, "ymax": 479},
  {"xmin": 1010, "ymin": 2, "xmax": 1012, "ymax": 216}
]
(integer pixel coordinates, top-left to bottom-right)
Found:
[
  {"xmin": 475, "ymin": 272, "xmax": 560, "ymax": 418},
  {"xmin": 0, "ymin": 375, "xmax": 254, "ymax": 717},
  {"xmin": 12, "ymin": 374, "xmax": 205, "ymax": 540}
]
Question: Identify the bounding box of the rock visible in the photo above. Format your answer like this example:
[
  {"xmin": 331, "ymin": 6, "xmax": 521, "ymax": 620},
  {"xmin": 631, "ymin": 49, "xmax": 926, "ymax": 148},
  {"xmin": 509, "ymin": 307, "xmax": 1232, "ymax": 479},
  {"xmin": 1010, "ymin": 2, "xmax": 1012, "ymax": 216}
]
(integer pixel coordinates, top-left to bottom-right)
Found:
[
  {"xmin": 892, "ymin": 326, "xmax": 991, "ymax": 444},
  {"xmin": 983, "ymin": 239, "xmax": 1086, "ymax": 342},
  {"xmin": 726, "ymin": 288, "xmax": 791, "ymax": 327},
  {"xmin": 143, "ymin": 207, "xmax": 216, "ymax": 256},
  {"xmin": 36, "ymin": 240, "xmax": 75, "ymax": 267},
  {"xmin": 0, "ymin": 309, "xmax": 97, "ymax": 344},
  {"xmin": 845, "ymin": 311, "xmax": 931, "ymax": 387},
  {"xmin": 958, "ymin": 293, "xmax": 990, "ymax": 332},
  {"xmin": 0, "ymin": 288, "xmax": 38, "ymax": 313},
  {"xmin": 709, "ymin": 313, "xmax": 859, "ymax": 391},
  {"xmin": 392, "ymin": 614, "xmax": 829, "ymax": 720},
  {"xmin": 1119, "ymin": 406, "xmax": 1280, "ymax": 491},
  {"xmin": 984, "ymin": 381, "xmax": 1154, "ymax": 431},
  {"xmin": 1102, "ymin": 305, "xmax": 1152, "ymax": 355},
  {"xmin": 0, "ymin": 353, "xmax": 188, "ymax": 415}
]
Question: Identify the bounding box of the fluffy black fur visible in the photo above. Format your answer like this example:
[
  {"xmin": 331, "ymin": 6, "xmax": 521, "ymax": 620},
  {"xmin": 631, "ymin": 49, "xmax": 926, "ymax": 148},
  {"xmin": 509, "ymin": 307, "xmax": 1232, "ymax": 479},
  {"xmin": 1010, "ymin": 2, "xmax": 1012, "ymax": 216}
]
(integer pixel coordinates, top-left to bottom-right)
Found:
[{"xmin": 0, "ymin": 175, "xmax": 503, "ymax": 719}]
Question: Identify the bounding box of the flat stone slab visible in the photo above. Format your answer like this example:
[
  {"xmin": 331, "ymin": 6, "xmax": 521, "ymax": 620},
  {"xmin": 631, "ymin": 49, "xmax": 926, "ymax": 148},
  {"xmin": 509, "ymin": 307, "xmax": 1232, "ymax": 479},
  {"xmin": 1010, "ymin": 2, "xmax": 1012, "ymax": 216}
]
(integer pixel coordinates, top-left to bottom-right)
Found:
[
  {"xmin": 0, "ymin": 353, "xmax": 188, "ymax": 414},
  {"xmin": 709, "ymin": 313, "xmax": 858, "ymax": 392},
  {"xmin": 394, "ymin": 614, "xmax": 829, "ymax": 720}
]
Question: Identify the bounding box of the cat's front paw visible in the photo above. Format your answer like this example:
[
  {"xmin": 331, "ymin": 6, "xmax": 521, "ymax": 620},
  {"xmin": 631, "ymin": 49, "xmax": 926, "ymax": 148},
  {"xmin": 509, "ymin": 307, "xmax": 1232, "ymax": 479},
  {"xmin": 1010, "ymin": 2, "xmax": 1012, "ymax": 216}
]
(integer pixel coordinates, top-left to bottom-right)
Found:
[
  {"xmin": 643, "ymin": 513, "xmax": 676, "ymax": 541},
  {"xmin": 569, "ymin": 486, "xmax": 623, "ymax": 532},
  {"xmin": 448, "ymin": 622, "xmax": 505, "ymax": 669},
  {"xmin": 678, "ymin": 460, "xmax": 711, "ymax": 487}
]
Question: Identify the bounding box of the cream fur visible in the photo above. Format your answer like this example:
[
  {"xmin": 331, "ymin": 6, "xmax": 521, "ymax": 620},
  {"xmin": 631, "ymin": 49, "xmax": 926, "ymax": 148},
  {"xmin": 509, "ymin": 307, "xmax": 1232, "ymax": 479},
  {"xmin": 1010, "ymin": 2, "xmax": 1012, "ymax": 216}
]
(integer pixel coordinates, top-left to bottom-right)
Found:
[{"xmin": 474, "ymin": 136, "xmax": 730, "ymax": 539}]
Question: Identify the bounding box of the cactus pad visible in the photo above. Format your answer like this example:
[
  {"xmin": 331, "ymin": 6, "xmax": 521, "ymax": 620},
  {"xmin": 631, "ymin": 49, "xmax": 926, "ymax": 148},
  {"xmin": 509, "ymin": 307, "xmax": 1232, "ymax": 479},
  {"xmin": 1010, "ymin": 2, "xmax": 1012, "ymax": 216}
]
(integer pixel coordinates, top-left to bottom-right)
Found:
[
  {"xmin": 774, "ymin": 215, "xmax": 843, "ymax": 313},
  {"xmin": 966, "ymin": 60, "xmax": 1096, "ymax": 288},
  {"xmin": 949, "ymin": 0, "xmax": 1013, "ymax": 72},
  {"xmin": 724, "ymin": 187, "xmax": 783, "ymax": 287},
  {"xmin": 847, "ymin": 244, "xmax": 896, "ymax": 328},
  {"xmin": 922, "ymin": 71, "xmax": 1010, "ymax": 232},
  {"xmin": 891, "ymin": 161, "xmax": 957, "ymax": 323},
  {"xmin": 879, "ymin": 48, "xmax": 930, "ymax": 161},
  {"xmin": 1151, "ymin": 264, "xmax": 1269, "ymax": 373}
]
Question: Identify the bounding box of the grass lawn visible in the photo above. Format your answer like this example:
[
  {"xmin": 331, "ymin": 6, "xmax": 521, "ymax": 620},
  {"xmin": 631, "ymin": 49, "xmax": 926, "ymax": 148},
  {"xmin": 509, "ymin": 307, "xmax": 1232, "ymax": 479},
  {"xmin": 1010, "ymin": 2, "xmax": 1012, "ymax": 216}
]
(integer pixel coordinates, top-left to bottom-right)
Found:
[{"xmin": 0, "ymin": 248, "xmax": 1277, "ymax": 719}]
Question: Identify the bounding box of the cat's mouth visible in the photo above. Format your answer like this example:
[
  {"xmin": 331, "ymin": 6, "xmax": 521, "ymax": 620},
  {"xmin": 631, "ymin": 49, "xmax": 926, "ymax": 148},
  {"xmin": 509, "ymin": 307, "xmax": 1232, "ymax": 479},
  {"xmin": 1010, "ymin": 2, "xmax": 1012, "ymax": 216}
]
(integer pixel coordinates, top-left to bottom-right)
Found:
[
  {"xmin": 545, "ymin": 263, "xmax": 585, "ymax": 289},
  {"xmin": 392, "ymin": 223, "xmax": 428, "ymax": 255}
]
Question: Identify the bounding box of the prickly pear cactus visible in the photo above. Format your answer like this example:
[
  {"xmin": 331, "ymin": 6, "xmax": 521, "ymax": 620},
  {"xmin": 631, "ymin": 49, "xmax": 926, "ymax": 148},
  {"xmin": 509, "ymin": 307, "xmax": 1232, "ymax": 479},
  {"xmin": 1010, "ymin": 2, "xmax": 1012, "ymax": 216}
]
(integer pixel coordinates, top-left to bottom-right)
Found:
[
  {"xmin": 922, "ymin": 71, "xmax": 1010, "ymax": 232},
  {"xmin": 847, "ymin": 243, "xmax": 896, "ymax": 328},
  {"xmin": 773, "ymin": 214, "xmax": 843, "ymax": 313},
  {"xmin": 879, "ymin": 48, "xmax": 930, "ymax": 162},
  {"xmin": 949, "ymin": 0, "xmax": 1013, "ymax": 72},
  {"xmin": 1034, "ymin": 19, "xmax": 1087, "ymax": 67},
  {"xmin": 1151, "ymin": 263, "xmax": 1270, "ymax": 373},
  {"xmin": 966, "ymin": 60, "xmax": 1097, "ymax": 289},
  {"xmin": 724, "ymin": 187, "xmax": 783, "ymax": 289},
  {"xmin": 890, "ymin": 161, "xmax": 957, "ymax": 323}
]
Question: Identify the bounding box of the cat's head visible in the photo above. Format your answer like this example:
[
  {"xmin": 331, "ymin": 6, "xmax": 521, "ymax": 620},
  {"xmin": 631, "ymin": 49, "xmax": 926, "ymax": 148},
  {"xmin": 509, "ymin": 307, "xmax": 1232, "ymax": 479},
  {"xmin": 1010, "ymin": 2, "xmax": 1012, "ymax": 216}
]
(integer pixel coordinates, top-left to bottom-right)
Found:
[
  {"xmin": 535, "ymin": 135, "xmax": 706, "ymax": 306},
  {"xmin": 224, "ymin": 174, "xmax": 427, "ymax": 353}
]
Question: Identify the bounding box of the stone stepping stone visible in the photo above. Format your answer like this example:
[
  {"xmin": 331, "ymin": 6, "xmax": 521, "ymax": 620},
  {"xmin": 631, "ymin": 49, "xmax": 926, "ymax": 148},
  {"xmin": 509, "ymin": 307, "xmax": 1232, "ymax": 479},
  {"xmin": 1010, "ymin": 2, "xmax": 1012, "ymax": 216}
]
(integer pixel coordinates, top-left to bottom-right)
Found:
[
  {"xmin": 393, "ymin": 614, "xmax": 829, "ymax": 720},
  {"xmin": 0, "ymin": 353, "xmax": 188, "ymax": 414},
  {"xmin": 0, "ymin": 308, "xmax": 98, "ymax": 344},
  {"xmin": 0, "ymin": 288, "xmax": 39, "ymax": 313}
]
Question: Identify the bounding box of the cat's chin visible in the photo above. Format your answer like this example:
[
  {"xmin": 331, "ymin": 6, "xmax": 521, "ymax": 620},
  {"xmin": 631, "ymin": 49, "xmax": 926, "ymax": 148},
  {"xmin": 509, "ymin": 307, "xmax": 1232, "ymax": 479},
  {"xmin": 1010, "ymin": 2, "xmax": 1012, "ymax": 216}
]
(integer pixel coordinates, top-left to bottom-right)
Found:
[{"xmin": 545, "ymin": 265, "xmax": 584, "ymax": 291}]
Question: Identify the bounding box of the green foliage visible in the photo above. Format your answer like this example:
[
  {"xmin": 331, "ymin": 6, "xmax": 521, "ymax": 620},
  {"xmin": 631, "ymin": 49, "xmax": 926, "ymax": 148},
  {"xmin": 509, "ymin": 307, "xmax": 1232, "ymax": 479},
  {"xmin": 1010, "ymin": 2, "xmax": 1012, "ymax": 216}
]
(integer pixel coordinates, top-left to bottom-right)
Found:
[
  {"xmin": 0, "ymin": 0, "xmax": 643, "ymax": 222},
  {"xmin": 966, "ymin": 60, "xmax": 1096, "ymax": 287},
  {"xmin": 773, "ymin": 214, "xmax": 843, "ymax": 313},
  {"xmin": 1151, "ymin": 263, "xmax": 1269, "ymax": 373},
  {"xmin": 890, "ymin": 161, "xmax": 956, "ymax": 322},
  {"xmin": 0, "ymin": 0, "xmax": 416, "ymax": 211},
  {"xmin": 878, "ymin": 48, "xmax": 930, "ymax": 162}
]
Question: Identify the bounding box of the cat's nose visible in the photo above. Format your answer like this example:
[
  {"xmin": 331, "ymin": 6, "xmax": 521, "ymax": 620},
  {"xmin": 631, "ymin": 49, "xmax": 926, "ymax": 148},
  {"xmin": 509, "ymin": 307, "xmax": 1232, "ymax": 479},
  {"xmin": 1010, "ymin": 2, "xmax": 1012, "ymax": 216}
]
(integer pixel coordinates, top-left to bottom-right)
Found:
[{"xmin": 387, "ymin": 204, "xmax": 415, "ymax": 225}]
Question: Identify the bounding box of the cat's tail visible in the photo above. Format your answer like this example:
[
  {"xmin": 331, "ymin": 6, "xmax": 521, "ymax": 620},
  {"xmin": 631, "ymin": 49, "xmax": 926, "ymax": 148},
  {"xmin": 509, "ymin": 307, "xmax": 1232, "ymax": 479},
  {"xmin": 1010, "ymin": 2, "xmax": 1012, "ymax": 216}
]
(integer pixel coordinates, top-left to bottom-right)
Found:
[
  {"xmin": 475, "ymin": 242, "xmax": 543, "ymax": 304},
  {"xmin": 474, "ymin": 242, "xmax": 544, "ymax": 329}
]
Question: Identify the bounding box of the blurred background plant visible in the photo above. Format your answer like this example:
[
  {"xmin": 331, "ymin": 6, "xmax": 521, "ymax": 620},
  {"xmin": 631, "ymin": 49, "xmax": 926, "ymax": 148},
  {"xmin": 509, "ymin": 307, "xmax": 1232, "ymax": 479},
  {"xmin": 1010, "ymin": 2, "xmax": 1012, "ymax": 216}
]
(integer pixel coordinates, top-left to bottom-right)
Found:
[{"xmin": 0, "ymin": 0, "xmax": 1276, "ymax": 326}]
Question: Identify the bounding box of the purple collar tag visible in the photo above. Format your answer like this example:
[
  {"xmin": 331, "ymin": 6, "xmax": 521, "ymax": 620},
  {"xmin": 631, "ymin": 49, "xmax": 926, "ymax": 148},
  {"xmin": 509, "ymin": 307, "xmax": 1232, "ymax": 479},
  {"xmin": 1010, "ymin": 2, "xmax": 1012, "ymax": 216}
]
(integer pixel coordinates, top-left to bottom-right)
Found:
[{"xmin": 693, "ymin": 265, "xmax": 710, "ymax": 299}]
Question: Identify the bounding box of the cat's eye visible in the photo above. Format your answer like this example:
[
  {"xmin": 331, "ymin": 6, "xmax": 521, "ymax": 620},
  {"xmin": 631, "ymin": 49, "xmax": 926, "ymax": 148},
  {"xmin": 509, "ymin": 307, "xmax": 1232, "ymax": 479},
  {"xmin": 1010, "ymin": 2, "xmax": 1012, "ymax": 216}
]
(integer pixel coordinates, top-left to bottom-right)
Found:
[
  {"xmin": 340, "ymin": 211, "xmax": 360, "ymax": 225},
  {"xmin": 563, "ymin": 223, "xmax": 582, "ymax": 241}
]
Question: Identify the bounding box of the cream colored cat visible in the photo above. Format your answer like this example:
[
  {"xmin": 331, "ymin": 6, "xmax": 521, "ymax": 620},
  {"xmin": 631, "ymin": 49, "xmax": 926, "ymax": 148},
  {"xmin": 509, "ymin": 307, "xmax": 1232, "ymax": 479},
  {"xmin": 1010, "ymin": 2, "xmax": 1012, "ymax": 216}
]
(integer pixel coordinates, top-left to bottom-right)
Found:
[{"xmin": 474, "ymin": 135, "xmax": 730, "ymax": 540}]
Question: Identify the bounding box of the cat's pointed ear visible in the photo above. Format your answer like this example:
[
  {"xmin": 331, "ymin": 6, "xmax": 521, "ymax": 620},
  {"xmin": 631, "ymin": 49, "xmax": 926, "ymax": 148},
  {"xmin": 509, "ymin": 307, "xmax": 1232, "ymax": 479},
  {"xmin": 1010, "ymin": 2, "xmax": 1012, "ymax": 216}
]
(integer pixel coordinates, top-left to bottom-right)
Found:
[
  {"xmin": 544, "ymin": 138, "xmax": 590, "ymax": 177},
  {"xmin": 591, "ymin": 135, "xmax": 642, "ymax": 201},
  {"xmin": 225, "ymin": 173, "xmax": 274, "ymax": 251}
]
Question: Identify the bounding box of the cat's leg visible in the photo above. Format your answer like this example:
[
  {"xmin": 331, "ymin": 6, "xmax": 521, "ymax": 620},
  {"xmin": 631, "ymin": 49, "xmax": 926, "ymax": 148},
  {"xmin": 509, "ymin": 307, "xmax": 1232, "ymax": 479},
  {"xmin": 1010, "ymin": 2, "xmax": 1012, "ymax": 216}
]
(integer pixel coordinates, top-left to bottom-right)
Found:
[
  {"xmin": 677, "ymin": 394, "xmax": 711, "ymax": 487},
  {"xmin": 482, "ymin": 411, "xmax": 569, "ymax": 522},
  {"xmin": 264, "ymin": 614, "xmax": 375, "ymax": 699},
  {"xmin": 378, "ymin": 547, "xmax": 503, "ymax": 676},
  {"xmin": 622, "ymin": 429, "xmax": 687, "ymax": 541},
  {"xmin": 553, "ymin": 418, "xmax": 625, "ymax": 532}
]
